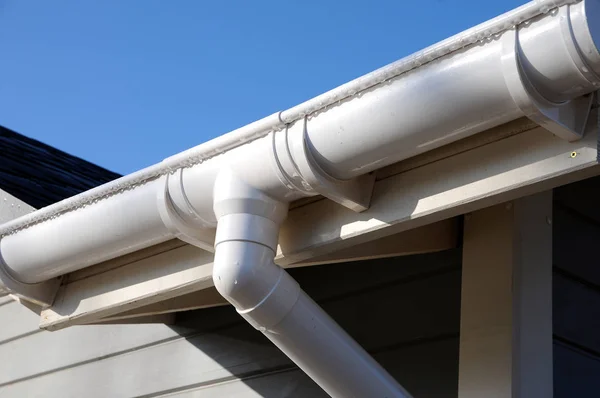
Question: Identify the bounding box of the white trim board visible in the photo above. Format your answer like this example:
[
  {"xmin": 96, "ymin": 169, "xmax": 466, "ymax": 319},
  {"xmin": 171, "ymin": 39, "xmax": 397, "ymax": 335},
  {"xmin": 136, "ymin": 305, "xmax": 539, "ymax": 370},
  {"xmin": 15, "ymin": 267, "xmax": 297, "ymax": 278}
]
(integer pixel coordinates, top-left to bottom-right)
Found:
[
  {"xmin": 459, "ymin": 192, "xmax": 553, "ymax": 397},
  {"xmin": 41, "ymin": 117, "xmax": 600, "ymax": 329}
]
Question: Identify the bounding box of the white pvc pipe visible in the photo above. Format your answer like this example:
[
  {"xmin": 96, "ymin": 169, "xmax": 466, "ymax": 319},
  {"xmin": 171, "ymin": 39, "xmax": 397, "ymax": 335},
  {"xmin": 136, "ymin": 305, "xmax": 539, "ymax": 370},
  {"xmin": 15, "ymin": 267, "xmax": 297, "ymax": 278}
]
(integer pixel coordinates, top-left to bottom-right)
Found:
[{"xmin": 1, "ymin": 0, "xmax": 600, "ymax": 284}]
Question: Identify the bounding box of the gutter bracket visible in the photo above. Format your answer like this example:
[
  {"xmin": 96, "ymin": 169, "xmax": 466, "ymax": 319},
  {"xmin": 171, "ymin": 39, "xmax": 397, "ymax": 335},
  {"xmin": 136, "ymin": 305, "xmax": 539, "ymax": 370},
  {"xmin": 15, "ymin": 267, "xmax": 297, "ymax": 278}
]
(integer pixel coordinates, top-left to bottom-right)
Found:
[
  {"xmin": 0, "ymin": 258, "xmax": 60, "ymax": 307},
  {"xmin": 276, "ymin": 120, "xmax": 375, "ymax": 212},
  {"xmin": 501, "ymin": 25, "xmax": 596, "ymax": 142},
  {"xmin": 157, "ymin": 171, "xmax": 216, "ymax": 251}
]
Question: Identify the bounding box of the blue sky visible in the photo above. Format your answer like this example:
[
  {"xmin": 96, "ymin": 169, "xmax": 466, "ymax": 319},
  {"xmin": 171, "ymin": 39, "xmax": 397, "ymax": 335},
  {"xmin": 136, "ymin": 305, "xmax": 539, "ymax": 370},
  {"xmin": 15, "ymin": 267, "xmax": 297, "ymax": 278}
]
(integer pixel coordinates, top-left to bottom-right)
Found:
[{"xmin": 0, "ymin": 0, "xmax": 526, "ymax": 175}]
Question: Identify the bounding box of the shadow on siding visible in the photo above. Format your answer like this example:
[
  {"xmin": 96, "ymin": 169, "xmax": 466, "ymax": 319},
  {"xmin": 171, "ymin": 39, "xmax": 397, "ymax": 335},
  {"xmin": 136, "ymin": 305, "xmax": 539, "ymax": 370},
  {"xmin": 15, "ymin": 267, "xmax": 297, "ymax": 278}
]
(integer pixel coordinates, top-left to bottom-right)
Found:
[{"xmin": 164, "ymin": 250, "xmax": 463, "ymax": 397}]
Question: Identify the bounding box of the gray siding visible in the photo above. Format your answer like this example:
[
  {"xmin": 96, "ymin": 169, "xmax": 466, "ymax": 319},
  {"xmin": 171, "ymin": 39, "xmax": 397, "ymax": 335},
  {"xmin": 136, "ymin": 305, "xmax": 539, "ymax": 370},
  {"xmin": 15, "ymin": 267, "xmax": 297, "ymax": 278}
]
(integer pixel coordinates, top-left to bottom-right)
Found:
[
  {"xmin": 0, "ymin": 249, "xmax": 461, "ymax": 397},
  {"xmin": 553, "ymin": 177, "xmax": 600, "ymax": 397}
]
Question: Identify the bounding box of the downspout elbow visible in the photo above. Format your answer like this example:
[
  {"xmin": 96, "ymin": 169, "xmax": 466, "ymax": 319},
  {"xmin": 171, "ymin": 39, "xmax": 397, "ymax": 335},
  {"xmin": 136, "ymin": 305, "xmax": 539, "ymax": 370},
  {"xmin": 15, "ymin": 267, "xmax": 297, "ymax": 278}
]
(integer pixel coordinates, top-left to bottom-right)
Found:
[
  {"xmin": 212, "ymin": 169, "xmax": 300, "ymax": 330},
  {"xmin": 212, "ymin": 219, "xmax": 301, "ymax": 331},
  {"xmin": 212, "ymin": 169, "xmax": 410, "ymax": 398}
]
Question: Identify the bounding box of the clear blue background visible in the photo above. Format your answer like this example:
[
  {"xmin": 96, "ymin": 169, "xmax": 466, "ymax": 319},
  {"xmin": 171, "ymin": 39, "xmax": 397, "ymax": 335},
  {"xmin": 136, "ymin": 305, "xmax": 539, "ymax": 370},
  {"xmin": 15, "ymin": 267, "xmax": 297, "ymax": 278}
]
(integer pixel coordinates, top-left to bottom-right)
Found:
[{"xmin": 0, "ymin": 0, "xmax": 526, "ymax": 175}]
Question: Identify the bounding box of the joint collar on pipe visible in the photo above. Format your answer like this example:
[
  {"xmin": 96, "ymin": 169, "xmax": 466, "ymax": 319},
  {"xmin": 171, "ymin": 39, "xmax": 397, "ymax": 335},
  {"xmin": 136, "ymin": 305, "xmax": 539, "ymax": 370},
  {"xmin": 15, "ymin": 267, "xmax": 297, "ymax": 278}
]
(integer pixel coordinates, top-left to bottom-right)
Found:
[
  {"xmin": 501, "ymin": 7, "xmax": 598, "ymax": 142},
  {"xmin": 157, "ymin": 170, "xmax": 216, "ymax": 251},
  {"xmin": 213, "ymin": 168, "xmax": 289, "ymax": 225},
  {"xmin": 271, "ymin": 120, "xmax": 375, "ymax": 212}
]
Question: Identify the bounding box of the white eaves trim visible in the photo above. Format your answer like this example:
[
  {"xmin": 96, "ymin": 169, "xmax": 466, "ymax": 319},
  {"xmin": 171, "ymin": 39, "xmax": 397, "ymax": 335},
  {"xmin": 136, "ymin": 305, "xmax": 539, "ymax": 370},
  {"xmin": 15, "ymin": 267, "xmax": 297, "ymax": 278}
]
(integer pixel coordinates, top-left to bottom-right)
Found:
[{"xmin": 39, "ymin": 115, "xmax": 600, "ymax": 330}]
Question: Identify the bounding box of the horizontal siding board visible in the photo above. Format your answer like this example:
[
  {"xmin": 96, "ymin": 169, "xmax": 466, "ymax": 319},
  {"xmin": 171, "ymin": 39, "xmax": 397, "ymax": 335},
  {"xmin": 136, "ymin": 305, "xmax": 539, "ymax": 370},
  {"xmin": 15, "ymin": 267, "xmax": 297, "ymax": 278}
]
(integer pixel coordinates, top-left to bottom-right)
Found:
[
  {"xmin": 0, "ymin": 251, "xmax": 460, "ymax": 398},
  {"xmin": 164, "ymin": 337, "xmax": 459, "ymax": 398},
  {"xmin": 376, "ymin": 337, "xmax": 459, "ymax": 398},
  {"xmin": 553, "ymin": 272, "xmax": 600, "ymax": 354},
  {"xmin": 0, "ymin": 302, "xmax": 41, "ymax": 344},
  {"xmin": 553, "ymin": 175, "xmax": 600, "ymax": 396},
  {"xmin": 553, "ymin": 204, "xmax": 600, "ymax": 286},
  {"xmin": 554, "ymin": 177, "xmax": 600, "ymax": 225},
  {"xmin": 160, "ymin": 368, "xmax": 325, "ymax": 398},
  {"xmin": 554, "ymin": 341, "xmax": 600, "ymax": 398},
  {"xmin": 0, "ymin": 322, "xmax": 184, "ymax": 385},
  {"xmin": 0, "ymin": 319, "xmax": 288, "ymax": 398},
  {"xmin": 295, "ymin": 249, "xmax": 461, "ymax": 300},
  {"xmin": 321, "ymin": 269, "xmax": 461, "ymax": 349}
]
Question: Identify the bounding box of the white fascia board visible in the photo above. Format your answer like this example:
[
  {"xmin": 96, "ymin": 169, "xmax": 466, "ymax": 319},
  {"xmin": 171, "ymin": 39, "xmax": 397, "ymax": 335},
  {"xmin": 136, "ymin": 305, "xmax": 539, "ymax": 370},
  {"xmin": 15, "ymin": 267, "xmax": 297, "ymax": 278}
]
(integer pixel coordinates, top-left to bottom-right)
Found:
[{"xmin": 40, "ymin": 117, "xmax": 600, "ymax": 330}]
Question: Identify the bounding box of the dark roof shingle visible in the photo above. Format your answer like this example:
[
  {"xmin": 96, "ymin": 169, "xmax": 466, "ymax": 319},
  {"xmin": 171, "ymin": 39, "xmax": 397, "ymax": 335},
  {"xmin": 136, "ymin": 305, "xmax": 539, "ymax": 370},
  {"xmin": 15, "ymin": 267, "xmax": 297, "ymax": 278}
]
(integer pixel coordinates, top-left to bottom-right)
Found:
[{"xmin": 0, "ymin": 125, "xmax": 121, "ymax": 209}]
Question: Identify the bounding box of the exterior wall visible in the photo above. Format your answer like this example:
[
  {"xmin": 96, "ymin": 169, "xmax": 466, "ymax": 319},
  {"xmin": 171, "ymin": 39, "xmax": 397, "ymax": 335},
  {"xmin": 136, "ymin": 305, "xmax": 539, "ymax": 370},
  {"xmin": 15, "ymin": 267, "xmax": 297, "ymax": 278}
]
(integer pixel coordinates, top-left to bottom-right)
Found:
[
  {"xmin": 553, "ymin": 177, "xmax": 600, "ymax": 397},
  {"xmin": 0, "ymin": 249, "xmax": 462, "ymax": 397}
]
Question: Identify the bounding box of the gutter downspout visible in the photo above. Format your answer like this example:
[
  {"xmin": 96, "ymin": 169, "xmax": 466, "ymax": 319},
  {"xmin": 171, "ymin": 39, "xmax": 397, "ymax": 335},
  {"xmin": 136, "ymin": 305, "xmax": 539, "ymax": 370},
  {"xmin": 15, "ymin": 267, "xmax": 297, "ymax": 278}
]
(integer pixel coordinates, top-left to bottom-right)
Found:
[
  {"xmin": 1, "ymin": 1, "xmax": 600, "ymax": 395},
  {"xmin": 213, "ymin": 169, "xmax": 410, "ymax": 397}
]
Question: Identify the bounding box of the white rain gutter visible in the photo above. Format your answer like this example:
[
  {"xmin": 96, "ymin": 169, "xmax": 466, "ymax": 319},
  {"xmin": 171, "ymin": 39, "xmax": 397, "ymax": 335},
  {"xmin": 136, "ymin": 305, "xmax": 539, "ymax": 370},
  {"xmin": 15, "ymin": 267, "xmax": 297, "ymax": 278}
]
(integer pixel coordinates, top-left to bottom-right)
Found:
[{"xmin": 1, "ymin": 0, "xmax": 600, "ymax": 396}]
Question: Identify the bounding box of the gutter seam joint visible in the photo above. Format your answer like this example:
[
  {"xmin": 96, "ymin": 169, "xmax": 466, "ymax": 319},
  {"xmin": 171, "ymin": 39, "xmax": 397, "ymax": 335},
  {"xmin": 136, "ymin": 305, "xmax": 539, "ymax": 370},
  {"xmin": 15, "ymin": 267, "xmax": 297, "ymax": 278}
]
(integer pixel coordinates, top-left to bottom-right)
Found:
[{"xmin": 501, "ymin": 15, "xmax": 597, "ymax": 142}]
